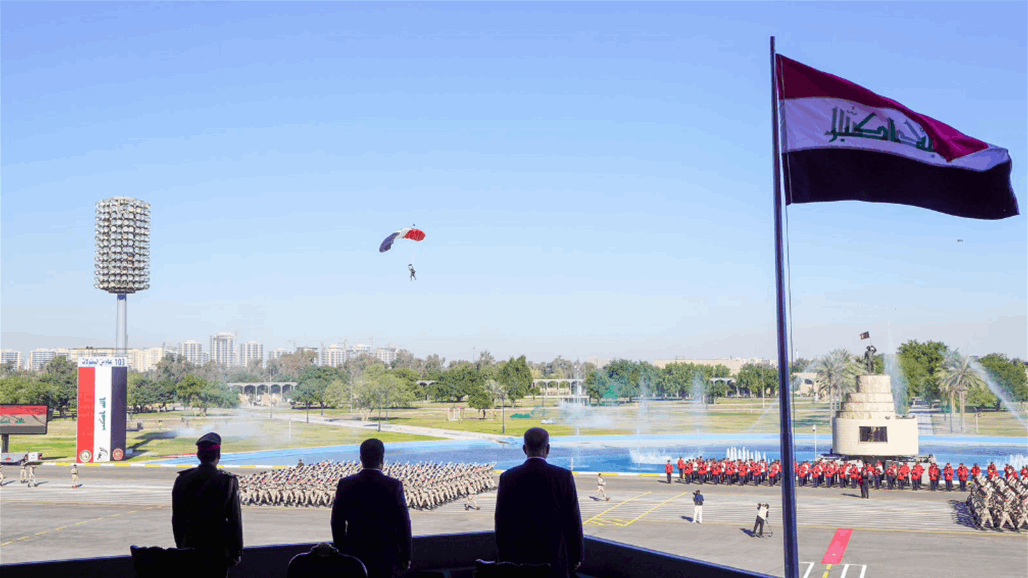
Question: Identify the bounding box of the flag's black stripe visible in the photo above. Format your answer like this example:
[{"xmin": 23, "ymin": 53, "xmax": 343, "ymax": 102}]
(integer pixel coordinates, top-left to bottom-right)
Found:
[
  {"xmin": 111, "ymin": 366, "xmax": 128, "ymax": 459},
  {"xmin": 783, "ymin": 148, "xmax": 1018, "ymax": 220}
]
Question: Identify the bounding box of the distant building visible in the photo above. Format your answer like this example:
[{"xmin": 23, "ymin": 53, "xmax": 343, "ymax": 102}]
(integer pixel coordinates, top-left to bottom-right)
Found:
[
  {"xmin": 29, "ymin": 348, "xmax": 71, "ymax": 372},
  {"xmin": 586, "ymin": 357, "xmax": 611, "ymax": 368},
  {"xmin": 295, "ymin": 346, "xmax": 320, "ymax": 364},
  {"xmin": 322, "ymin": 344, "xmax": 348, "ymax": 367},
  {"xmin": 1, "ymin": 349, "xmax": 23, "ymax": 370},
  {"xmin": 269, "ymin": 348, "xmax": 290, "ymax": 360},
  {"xmin": 375, "ymin": 345, "xmax": 399, "ymax": 365},
  {"xmin": 351, "ymin": 343, "xmax": 372, "ymax": 357},
  {"xmin": 179, "ymin": 340, "xmax": 204, "ymax": 365},
  {"xmin": 793, "ymin": 372, "xmax": 822, "ymax": 398},
  {"xmin": 210, "ymin": 332, "xmax": 236, "ymax": 366},
  {"xmin": 239, "ymin": 341, "xmax": 264, "ymax": 368},
  {"xmin": 131, "ymin": 347, "xmax": 166, "ymax": 372},
  {"xmin": 68, "ymin": 347, "xmax": 117, "ymax": 364},
  {"xmin": 652, "ymin": 357, "xmax": 773, "ymax": 375}
]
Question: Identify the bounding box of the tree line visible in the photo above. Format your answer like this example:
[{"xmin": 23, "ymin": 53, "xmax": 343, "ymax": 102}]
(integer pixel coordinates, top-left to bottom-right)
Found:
[{"xmin": 1, "ymin": 343, "xmax": 1024, "ymax": 422}]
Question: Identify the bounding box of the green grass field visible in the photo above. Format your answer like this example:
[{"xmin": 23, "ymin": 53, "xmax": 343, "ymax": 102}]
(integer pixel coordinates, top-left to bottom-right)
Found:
[
  {"xmin": 6, "ymin": 410, "xmax": 440, "ymax": 462},
  {"xmin": 929, "ymin": 410, "xmax": 1028, "ymax": 437},
  {"xmin": 8, "ymin": 398, "xmax": 1023, "ymax": 462},
  {"xmin": 346, "ymin": 397, "xmax": 1026, "ymax": 437}
]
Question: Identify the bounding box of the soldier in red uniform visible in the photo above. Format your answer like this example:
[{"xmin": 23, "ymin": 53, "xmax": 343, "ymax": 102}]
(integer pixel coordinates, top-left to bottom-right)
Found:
[
  {"xmin": 956, "ymin": 463, "xmax": 969, "ymax": 491},
  {"xmin": 697, "ymin": 461, "xmax": 707, "ymax": 484},
  {"xmin": 971, "ymin": 463, "xmax": 981, "ymax": 479},
  {"xmin": 683, "ymin": 460, "xmax": 693, "ymax": 484},
  {"xmin": 898, "ymin": 463, "xmax": 910, "ymax": 490},
  {"xmin": 677, "ymin": 457, "xmax": 686, "ymax": 480},
  {"xmin": 928, "ymin": 463, "xmax": 940, "ymax": 491},
  {"xmin": 665, "ymin": 460, "xmax": 674, "ymax": 484},
  {"xmin": 943, "ymin": 463, "xmax": 954, "ymax": 491},
  {"xmin": 911, "ymin": 463, "xmax": 924, "ymax": 491},
  {"xmin": 1020, "ymin": 465, "xmax": 1028, "ymax": 481}
]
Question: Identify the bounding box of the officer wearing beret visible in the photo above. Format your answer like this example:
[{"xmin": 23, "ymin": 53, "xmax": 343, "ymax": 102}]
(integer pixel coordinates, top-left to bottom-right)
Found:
[{"xmin": 172, "ymin": 433, "xmax": 243, "ymax": 576}]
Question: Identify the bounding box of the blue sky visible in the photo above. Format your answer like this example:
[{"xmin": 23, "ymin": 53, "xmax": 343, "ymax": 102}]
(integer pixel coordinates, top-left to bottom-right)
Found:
[{"xmin": 2, "ymin": 2, "xmax": 1025, "ymax": 363}]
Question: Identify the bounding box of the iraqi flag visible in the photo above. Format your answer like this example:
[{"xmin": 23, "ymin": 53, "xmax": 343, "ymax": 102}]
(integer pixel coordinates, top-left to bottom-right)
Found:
[{"xmin": 776, "ymin": 55, "xmax": 1018, "ymax": 220}]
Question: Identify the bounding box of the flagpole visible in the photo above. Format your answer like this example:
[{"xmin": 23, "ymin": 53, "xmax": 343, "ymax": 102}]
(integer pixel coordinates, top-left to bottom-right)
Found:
[{"xmin": 770, "ymin": 35, "xmax": 800, "ymax": 578}]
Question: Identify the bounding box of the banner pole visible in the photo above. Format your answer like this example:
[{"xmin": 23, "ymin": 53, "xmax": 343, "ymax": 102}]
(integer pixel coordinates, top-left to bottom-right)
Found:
[{"xmin": 770, "ymin": 35, "xmax": 800, "ymax": 578}]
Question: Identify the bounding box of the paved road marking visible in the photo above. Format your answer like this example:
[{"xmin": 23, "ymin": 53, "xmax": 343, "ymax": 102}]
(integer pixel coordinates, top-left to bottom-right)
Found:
[
  {"xmin": 823, "ymin": 564, "xmax": 831, "ymax": 578},
  {"xmin": 839, "ymin": 563, "xmax": 867, "ymax": 578},
  {"xmin": 802, "ymin": 562, "xmax": 814, "ymax": 578},
  {"xmin": 584, "ymin": 492, "xmax": 652, "ymax": 526},
  {"xmin": 1, "ymin": 507, "xmax": 154, "ymax": 547},
  {"xmin": 621, "ymin": 491, "xmax": 690, "ymax": 528},
  {"xmin": 821, "ymin": 529, "xmax": 853, "ymax": 565}
]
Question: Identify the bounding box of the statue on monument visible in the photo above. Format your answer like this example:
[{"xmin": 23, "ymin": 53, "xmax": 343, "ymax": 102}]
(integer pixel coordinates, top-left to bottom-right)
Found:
[{"xmin": 864, "ymin": 345, "xmax": 877, "ymax": 374}]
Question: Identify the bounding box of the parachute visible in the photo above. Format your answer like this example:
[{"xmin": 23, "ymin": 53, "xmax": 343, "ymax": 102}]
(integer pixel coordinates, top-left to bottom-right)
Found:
[{"xmin": 379, "ymin": 227, "xmax": 426, "ymax": 253}]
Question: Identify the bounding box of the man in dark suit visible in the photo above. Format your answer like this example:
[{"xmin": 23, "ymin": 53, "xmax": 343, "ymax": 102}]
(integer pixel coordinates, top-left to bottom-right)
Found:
[
  {"xmin": 495, "ymin": 428, "xmax": 584, "ymax": 578},
  {"xmin": 331, "ymin": 438, "xmax": 412, "ymax": 578},
  {"xmin": 171, "ymin": 432, "xmax": 243, "ymax": 578}
]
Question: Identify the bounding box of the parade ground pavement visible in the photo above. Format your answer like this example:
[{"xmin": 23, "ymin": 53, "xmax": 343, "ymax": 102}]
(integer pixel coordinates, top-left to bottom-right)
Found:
[{"xmin": 2, "ymin": 466, "xmax": 1026, "ymax": 577}]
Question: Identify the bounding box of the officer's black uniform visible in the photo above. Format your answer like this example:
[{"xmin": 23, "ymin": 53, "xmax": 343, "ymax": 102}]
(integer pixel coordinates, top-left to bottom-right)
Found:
[{"xmin": 172, "ymin": 433, "xmax": 243, "ymax": 577}]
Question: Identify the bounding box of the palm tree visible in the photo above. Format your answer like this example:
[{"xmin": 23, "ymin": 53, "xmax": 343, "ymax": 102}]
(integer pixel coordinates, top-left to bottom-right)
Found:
[
  {"xmin": 813, "ymin": 349, "xmax": 865, "ymax": 413},
  {"xmin": 939, "ymin": 351, "xmax": 986, "ymax": 433}
]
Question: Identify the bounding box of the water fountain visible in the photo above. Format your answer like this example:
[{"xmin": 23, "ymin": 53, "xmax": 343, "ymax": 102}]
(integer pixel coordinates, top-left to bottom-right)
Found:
[
  {"xmin": 883, "ymin": 353, "xmax": 909, "ymax": 415},
  {"xmin": 971, "ymin": 361, "xmax": 1028, "ymax": 431},
  {"xmin": 724, "ymin": 446, "xmax": 768, "ymax": 462},
  {"xmin": 1007, "ymin": 455, "xmax": 1028, "ymax": 471}
]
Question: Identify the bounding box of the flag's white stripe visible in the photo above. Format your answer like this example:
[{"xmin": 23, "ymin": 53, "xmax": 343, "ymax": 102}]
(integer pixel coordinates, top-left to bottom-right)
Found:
[
  {"xmin": 93, "ymin": 367, "xmax": 112, "ymax": 462},
  {"xmin": 780, "ymin": 98, "xmax": 1009, "ymax": 171}
]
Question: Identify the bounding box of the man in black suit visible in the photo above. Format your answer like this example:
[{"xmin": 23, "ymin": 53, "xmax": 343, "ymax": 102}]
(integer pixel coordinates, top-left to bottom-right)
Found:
[
  {"xmin": 495, "ymin": 428, "xmax": 584, "ymax": 578},
  {"xmin": 171, "ymin": 432, "xmax": 243, "ymax": 578},
  {"xmin": 331, "ymin": 438, "xmax": 412, "ymax": 578}
]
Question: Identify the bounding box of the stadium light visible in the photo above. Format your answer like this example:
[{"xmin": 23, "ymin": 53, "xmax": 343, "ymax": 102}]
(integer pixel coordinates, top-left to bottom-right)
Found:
[{"xmin": 94, "ymin": 197, "xmax": 150, "ymax": 355}]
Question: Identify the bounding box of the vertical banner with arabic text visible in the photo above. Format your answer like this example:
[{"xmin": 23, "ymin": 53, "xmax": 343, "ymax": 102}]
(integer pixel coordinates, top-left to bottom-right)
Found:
[{"xmin": 77, "ymin": 358, "xmax": 128, "ymax": 462}]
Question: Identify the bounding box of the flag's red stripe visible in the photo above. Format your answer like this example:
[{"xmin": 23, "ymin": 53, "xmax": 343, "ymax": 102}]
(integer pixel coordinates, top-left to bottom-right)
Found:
[
  {"xmin": 77, "ymin": 367, "xmax": 95, "ymax": 462},
  {"xmin": 821, "ymin": 528, "xmax": 853, "ymax": 565},
  {"xmin": 0, "ymin": 405, "xmax": 47, "ymax": 415},
  {"xmin": 403, "ymin": 229, "xmax": 426, "ymax": 241},
  {"xmin": 776, "ymin": 55, "xmax": 988, "ymax": 162}
]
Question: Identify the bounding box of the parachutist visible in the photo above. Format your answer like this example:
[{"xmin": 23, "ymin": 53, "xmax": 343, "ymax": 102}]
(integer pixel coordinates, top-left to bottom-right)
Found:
[{"xmin": 409, "ymin": 264, "xmax": 416, "ymax": 281}]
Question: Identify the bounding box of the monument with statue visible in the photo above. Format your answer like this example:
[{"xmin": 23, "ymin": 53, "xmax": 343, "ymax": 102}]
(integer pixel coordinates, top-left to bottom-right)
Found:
[{"xmin": 831, "ymin": 341, "xmax": 920, "ymax": 458}]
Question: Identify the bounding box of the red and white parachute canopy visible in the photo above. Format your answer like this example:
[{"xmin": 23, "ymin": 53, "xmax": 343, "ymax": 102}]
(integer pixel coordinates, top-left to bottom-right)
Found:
[{"xmin": 379, "ymin": 227, "xmax": 426, "ymax": 253}]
